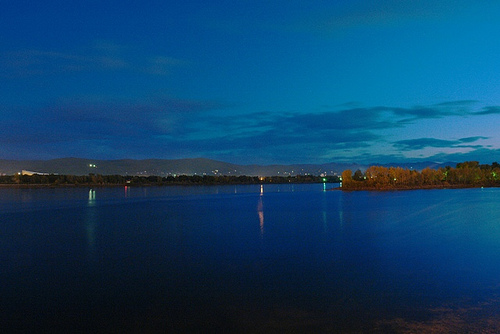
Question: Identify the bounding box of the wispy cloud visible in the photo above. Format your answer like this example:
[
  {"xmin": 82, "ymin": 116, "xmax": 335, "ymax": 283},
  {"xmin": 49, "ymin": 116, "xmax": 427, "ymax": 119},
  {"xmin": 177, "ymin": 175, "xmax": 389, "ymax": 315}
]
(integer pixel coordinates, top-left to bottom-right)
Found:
[
  {"xmin": 0, "ymin": 97, "xmax": 227, "ymax": 148},
  {"xmin": 459, "ymin": 136, "xmax": 489, "ymax": 143},
  {"xmin": 394, "ymin": 138, "xmax": 460, "ymax": 150},
  {"xmin": 144, "ymin": 56, "xmax": 188, "ymax": 76},
  {"xmin": 0, "ymin": 41, "xmax": 187, "ymax": 78},
  {"xmin": 434, "ymin": 100, "xmax": 478, "ymax": 107},
  {"xmin": 295, "ymin": 0, "xmax": 475, "ymax": 34},
  {"xmin": 474, "ymin": 106, "xmax": 500, "ymax": 115},
  {"xmin": 0, "ymin": 97, "xmax": 498, "ymax": 163},
  {"xmin": 0, "ymin": 48, "xmax": 127, "ymax": 77},
  {"xmin": 425, "ymin": 148, "xmax": 500, "ymax": 164},
  {"xmin": 394, "ymin": 136, "xmax": 488, "ymax": 151}
]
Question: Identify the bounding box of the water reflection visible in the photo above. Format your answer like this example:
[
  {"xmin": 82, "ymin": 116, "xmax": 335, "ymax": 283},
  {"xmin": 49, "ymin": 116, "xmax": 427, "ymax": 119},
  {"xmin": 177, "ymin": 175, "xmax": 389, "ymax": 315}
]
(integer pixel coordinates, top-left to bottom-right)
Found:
[
  {"xmin": 320, "ymin": 187, "xmax": 328, "ymax": 234},
  {"xmin": 85, "ymin": 213, "xmax": 97, "ymax": 257},
  {"xmin": 258, "ymin": 184, "xmax": 264, "ymax": 237},
  {"xmin": 86, "ymin": 188, "xmax": 97, "ymax": 256},
  {"xmin": 5, "ymin": 185, "xmax": 500, "ymax": 332},
  {"xmin": 257, "ymin": 197, "xmax": 264, "ymax": 237},
  {"xmin": 124, "ymin": 186, "xmax": 130, "ymax": 197},
  {"xmin": 88, "ymin": 188, "xmax": 96, "ymax": 206},
  {"xmin": 338, "ymin": 193, "xmax": 344, "ymax": 228}
]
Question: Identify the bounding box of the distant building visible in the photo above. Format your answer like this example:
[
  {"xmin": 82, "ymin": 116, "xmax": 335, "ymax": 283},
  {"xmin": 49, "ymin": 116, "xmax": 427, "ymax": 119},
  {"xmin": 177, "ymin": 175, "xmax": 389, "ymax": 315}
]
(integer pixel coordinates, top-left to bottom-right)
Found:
[{"xmin": 21, "ymin": 170, "xmax": 50, "ymax": 176}]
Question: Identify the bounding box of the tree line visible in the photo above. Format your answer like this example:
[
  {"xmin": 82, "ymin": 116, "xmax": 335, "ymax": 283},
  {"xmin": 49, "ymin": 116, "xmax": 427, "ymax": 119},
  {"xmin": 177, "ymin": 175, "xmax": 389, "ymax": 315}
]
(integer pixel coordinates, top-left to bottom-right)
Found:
[
  {"xmin": 0, "ymin": 173, "xmax": 340, "ymax": 186},
  {"xmin": 341, "ymin": 161, "xmax": 500, "ymax": 190}
]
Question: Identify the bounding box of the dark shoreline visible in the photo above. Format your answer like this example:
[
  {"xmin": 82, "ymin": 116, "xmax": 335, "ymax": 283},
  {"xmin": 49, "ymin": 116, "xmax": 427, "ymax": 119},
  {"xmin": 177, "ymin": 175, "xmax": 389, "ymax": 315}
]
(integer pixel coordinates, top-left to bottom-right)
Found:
[
  {"xmin": 332, "ymin": 184, "xmax": 494, "ymax": 191},
  {"xmin": 0, "ymin": 181, "xmax": 332, "ymax": 189},
  {"xmin": 0, "ymin": 183, "xmax": 127, "ymax": 189},
  {"xmin": 0, "ymin": 183, "xmax": 494, "ymax": 191}
]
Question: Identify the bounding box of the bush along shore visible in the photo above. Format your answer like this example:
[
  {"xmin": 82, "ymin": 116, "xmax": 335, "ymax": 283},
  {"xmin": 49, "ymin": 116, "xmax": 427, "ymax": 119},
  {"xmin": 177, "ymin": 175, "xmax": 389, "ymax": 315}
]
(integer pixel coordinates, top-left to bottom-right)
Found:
[
  {"xmin": 0, "ymin": 173, "xmax": 340, "ymax": 187},
  {"xmin": 340, "ymin": 161, "xmax": 500, "ymax": 190}
]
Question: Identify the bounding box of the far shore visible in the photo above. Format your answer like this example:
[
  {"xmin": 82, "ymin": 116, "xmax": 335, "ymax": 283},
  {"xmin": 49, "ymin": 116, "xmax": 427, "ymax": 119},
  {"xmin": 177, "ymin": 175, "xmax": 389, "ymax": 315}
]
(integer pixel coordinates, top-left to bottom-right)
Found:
[
  {"xmin": 330, "ymin": 184, "xmax": 492, "ymax": 191},
  {"xmin": 0, "ymin": 182, "xmax": 493, "ymax": 191},
  {"xmin": 0, "ymin": 183, "xmax": 128, "ymax": 189}
]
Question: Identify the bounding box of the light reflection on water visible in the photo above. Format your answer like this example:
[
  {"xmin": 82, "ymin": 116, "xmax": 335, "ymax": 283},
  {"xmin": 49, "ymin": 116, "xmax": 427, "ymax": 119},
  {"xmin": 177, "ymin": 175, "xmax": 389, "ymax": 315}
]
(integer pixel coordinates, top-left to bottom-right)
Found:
[
  {"xmin": 86, "ymin": 188, "xmax": 97, "ymax": 257},
  {"xmin": 88, "ymin": 188, "xmax": 96, "ymax": 205},
  {"xmin": 1, "ymin": 185, "xmax": 500, "ymax": 332},
  {"xmin": 257, "ymin": 198, "xmax": 264, "ymax": 237},
  {"xmin": 85, "ymin": 209, "xmax": 97, "ymax": 257}
]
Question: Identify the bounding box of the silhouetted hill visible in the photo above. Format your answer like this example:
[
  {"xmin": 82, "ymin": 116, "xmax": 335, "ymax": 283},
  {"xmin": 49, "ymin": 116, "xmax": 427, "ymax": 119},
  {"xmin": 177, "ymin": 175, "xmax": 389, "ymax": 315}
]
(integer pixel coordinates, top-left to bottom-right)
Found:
[
  {"xmin": 0, "ymin": 158, "xmax": 241, "ymax": 176},
  {"xmin": 377, "ymin": 161, "xmax": 457, "ymax": 170},
  {"xmin": 0, "ymin": 158, "xmax": 455, "ymax": 176}
]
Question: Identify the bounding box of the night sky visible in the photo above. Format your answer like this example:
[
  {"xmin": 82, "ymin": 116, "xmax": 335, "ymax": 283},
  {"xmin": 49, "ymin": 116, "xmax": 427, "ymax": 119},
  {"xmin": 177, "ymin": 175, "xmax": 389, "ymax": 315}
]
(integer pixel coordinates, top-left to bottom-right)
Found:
[{"xmin": 2, "ymin": 1, "xmax": 500, "ymax": 165}]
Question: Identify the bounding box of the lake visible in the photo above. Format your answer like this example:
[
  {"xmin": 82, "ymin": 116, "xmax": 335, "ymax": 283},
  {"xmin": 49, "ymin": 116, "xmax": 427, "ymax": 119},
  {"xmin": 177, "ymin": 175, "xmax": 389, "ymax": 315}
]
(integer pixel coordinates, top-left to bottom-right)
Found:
[{"xmin": 1, "ymin": 184, "xmax": 500, "ymax": 332}]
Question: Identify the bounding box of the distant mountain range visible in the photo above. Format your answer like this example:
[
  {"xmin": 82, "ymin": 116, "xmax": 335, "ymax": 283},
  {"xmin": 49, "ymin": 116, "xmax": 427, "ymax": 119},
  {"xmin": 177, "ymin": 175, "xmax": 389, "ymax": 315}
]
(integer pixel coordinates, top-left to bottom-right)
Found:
[{"xmin": 0, "ymin": 157, "xmax": 456, "ymax": 176}]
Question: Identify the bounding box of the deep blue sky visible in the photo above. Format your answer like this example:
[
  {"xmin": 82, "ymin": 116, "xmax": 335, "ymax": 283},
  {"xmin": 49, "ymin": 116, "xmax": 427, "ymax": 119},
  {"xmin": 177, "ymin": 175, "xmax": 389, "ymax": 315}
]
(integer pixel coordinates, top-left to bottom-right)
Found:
[{"xmin": 2, "ymin": 0, "xmax": 500, "ymax": 164}]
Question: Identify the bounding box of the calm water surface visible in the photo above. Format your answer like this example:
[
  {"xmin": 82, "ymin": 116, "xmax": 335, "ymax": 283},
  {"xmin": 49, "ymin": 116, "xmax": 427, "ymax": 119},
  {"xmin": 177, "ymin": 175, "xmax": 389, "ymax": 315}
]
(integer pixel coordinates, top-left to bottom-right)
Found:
[{"xmin": 1, "ymin": 184, "xmax": 500, "ymax": 332}]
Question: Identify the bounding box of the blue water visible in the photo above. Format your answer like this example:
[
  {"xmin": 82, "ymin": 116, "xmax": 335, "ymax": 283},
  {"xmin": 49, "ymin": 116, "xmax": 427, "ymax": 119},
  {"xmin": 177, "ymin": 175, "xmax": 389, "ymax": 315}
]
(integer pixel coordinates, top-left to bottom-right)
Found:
[{"xmin": 1, "ymin": 184, "xmax": 500, "ymax": 332}]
